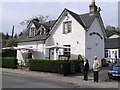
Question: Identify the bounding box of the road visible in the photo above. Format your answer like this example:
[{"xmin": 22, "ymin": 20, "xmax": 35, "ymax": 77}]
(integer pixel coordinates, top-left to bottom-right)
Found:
[
  {"xmin": 2, "ymin": 66, "xmax": 120, "ymax": 89},
  {"xmin": 2, "ymin": 73, "xmax": 119, "ymax": 90},
  {"xmin": 2, "ymin": 73, "xmax": 77, "ymax": 88}
]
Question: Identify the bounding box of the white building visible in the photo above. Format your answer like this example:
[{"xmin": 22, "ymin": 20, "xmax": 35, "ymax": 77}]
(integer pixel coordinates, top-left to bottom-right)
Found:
[
  {"xmin": 108, "ymin": 33, "xmax": 120, "ymax": 39},
  {"xmin": 105, "ymin": 33, "xmax": 120, "ymax": 60},
  {"xmin": 16, "ymin": 0, "xmax": 106, "ymax": 67}
]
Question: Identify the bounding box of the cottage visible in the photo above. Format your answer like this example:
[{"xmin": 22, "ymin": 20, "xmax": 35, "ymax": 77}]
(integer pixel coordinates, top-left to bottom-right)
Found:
[
  {"xmin": 16, "ymin": 0, "xmax": 106, "ymax": 67},
  {"xmin": 105, "ymin": 32, "xmax": 120, "ymax": 59}
]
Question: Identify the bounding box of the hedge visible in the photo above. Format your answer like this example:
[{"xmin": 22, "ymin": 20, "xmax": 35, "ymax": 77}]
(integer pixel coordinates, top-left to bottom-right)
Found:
[
  {"xmin": 2, "ymin": 57, "xmax": 17, "ymax": 69},
  {"xmin": 29, "ymin": 59, "xmax": 83, "ymax": 75},
  {"xmin": 2, "ymin": 50, "xmax": 16, "ymax": 57},
  {"xmin": 69, "ymin": 60, "xmax": 82, "ymax": 73},
  {"xmin": 29, "ymin": 60, "xmax": 63, "ymax": 73}
]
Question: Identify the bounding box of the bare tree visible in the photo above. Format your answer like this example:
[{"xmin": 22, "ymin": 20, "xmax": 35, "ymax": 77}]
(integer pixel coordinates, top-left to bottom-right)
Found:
[{"xmin": 20, "ymin": 15, "xmax": 48, "ymax": 26}]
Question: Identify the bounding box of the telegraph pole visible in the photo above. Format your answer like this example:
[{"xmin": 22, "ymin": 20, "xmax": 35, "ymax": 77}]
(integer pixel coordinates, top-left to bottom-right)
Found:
[{"xmin": 12, "ymin": 25, "xmax": 14, "ymax": 38}]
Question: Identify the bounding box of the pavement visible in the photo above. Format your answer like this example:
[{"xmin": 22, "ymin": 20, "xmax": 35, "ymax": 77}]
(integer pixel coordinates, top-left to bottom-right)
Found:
[{"xmin": 1, "ymin": 67, "xmax": 119, "ymax": 88}]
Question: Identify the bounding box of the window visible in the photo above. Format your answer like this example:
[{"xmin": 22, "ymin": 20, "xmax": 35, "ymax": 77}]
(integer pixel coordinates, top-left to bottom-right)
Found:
[
  {"xmin": 108, "ymin": 50, "xmax": 111, "ymax": 58},
  {"xmin": 63, "ymin": 21, "xmax": 72, "ymax": 34},
  {"xmin": 63, "ymin": 45, "xmax": 71, "ymax": 57},
  {"xmin": 115, "ymin": 50, "xmax": 117, "ymax": 58},
  {"xmin": 119, "ymin": 49, "xmax": 120, "ymax": 58},
  {"xmin": 41, "ymin": 28, "xmax": 45, "ymax": 35},
  {"xmin": 29, "ymin": 27, "xmax": 36, "ymax": 37},
  {"xmin": 39, "ymin": 25, "xmax": 46, "ymax": 35},
  {"xmin": 105, "ymin": 50, "xmax": 108, "ymax": 58}
]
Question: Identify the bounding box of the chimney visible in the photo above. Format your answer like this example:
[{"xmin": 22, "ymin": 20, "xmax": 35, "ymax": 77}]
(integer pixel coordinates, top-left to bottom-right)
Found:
[
  {"xmin": 89, "ymin": 0, "xmax": 97, "ymax": 15},
  {"xmin": 32, "ymin": 18, "xmax": 39, "ymax": 22}
]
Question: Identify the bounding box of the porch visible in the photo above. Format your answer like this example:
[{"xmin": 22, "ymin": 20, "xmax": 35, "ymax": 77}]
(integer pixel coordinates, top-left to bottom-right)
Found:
[{"xmin": 45, "ymin": 45, "xmax": 71, "ymax": 60}]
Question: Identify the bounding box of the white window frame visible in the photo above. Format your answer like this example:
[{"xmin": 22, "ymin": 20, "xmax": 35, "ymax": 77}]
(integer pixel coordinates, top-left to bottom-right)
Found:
[
  {"xmin": 29, "ymin": 27, "xmax": 36, "ymax": 37},
  {"xmin": 63, "ymin": 45, "xmax": 71, "ymax": 57},
  {"xmin": 63, "ymin": 21, "xmax": 72, "ymax": 34},
  {"xmin": 105, "ymin": 49, "xmax": 108, "ymax": 58},
  {"xmin": 39, "ymin": 25, "xmax": 46, "ymax": 35}
]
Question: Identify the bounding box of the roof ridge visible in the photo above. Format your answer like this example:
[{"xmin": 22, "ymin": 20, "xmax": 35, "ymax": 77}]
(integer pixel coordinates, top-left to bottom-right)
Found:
[
  {"xmin": 43, "ymin": 20, "xmax": 56, "ymax": 24},
  {"xmin": 65, "ymin": 8, "xmax": 79, "ymax": 16},
  {"xmin": 79, "ymin": 13, "xmax": 90, "ymax": 16},
  {"xmin": 65, "ymin": 8, "xmax": 87, "ymax": 29}
]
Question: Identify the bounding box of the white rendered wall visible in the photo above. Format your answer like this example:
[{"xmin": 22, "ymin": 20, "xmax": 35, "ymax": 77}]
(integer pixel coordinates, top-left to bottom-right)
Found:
[
  {"xmin": 85, "ymin": 18, "xmax": 105, "ymax": 68},
  {"xmin": 46, "ymin": 12, "xmax": 86, "ymax": 60},
  {"xmin": 17, "ymin": 41, "xmax": 45, "ymax": 64}
]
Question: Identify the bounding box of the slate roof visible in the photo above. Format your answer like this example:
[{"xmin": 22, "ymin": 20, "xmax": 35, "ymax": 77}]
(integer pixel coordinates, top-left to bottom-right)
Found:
[
  {"xmin": 66, "ymin": 9, "xmax": 87, "ymax": 29},
  {"xmin": 80, "ymin": 13, "xmax": 98, "ymax": 29},
  {"xmin": 66, "ymin": 9, "xmax": 100, "ymax": 29},
  {"xmin": 42, "ymin": 20, "xmax": 56, "ymax": 30},
  {"xmin": 108, "ymin": 32, "xmax": 120, "ymax": 38},
  {"xmin": 16, "ymin": 8, "xmax": 103, "ymax": 43},
  {"xmin": 105, "ymin": 38, "xmax": 120, "ymax": 49},
  {"xmin": 32, "ymin": 19, "xmax": 41, "ymax": 29},
  {"xmin": 16, "ymin": 20, "xmax": 56, "ymax": 42}
]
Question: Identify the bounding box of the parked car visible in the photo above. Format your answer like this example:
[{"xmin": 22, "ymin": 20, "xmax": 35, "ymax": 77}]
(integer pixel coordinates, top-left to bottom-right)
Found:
[{"xmin": 108, "ymin": 59, "xmax": 120, "ymax": 79}]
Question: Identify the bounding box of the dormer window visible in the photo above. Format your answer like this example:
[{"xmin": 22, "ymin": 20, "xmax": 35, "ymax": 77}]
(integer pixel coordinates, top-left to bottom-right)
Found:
[
  {"xmin": 39, "ymin": 25, "xmax": 46, "ymax": 35},
  {"xmin": 63, "ymin": 21, "xmax": 72, "ymax": 34},
  {"xmin": 29, "ymin": 27, "xmax": 36, "ymax": 37},
  {"xmin": 41, "ymin": 28, "xmax": 45, "ymax": 35}
]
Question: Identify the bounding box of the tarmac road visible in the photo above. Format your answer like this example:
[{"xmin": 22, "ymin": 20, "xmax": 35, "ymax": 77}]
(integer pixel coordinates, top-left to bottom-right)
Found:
[
  {"xmin": 1, "ymin": 67, "xmax": 120, "ymax": 89},
  {"xmin": 2, "ymin": 73, "xmax": 119, "ymax": 90},
  {"xmin": 2, "ymin": 73, "xmax": 77, "ymax": 88}
]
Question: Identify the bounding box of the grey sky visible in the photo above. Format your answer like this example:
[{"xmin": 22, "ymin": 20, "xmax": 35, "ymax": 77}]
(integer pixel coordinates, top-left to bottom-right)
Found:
[{"xmin": 1, "ymin": 1, "xmax": 119, "ymax": 35}]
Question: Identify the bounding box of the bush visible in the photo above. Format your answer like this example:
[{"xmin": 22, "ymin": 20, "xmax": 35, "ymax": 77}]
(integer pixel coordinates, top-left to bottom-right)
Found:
[
  {"xmin": 62, "ymin": 61, "xmax": 70, "ymax": 76},
  {"xmin": 2, "ymin": 57, "xmax": 17, "ymax": 69},
  {"xmin": 29, "ymin": 60, "xmax": 66, "ymax": 73},
  {"xmin": 69, "ymin": 60, "xmax": 83, "ymax": 73},
  {"xmin": 29, "ymin": 59, "xmax": 83, "ymax": 75},
  {"xmin": 2, "ymin": 50, "xmax": 16, "ymax": 57}
]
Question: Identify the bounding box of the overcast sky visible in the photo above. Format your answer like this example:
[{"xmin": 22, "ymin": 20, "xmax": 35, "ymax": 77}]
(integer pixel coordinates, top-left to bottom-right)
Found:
[{"xmin": 1, "ymin": 0, "xmax": 119, "ymax": 35}]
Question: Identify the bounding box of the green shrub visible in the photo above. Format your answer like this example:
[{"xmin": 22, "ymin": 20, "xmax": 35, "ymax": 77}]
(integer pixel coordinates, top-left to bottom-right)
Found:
[
  {"xmin": 29, "ymin": 60, "xmax": 65, "ymax": 73},
  {"xmin": 73, "ymin": 60, "xmax": 83, "ymax": 73},
  {"xmin": 68, "ymin": 60, "xmax": 83, "ymax": 73},
  {"xmin": 2, "ymin": 50, "xmax": 16, "ymax": 57},
  {"xmin": 62, "ymin": 61, "xmax": 70, "ymax": 76},
  {"xmin": 2, "ymin": 57, "xmax": 17, "ymax": 69},
  {"xmin": 29, "ymin": 59, "xmax": 83, "ymax": 75}
]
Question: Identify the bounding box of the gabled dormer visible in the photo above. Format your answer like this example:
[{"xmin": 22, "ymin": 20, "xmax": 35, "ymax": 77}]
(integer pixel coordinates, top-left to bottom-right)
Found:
[
  {"xmin": 39, "ymin": 25, "xmax": 46, "ymax": 35},
  {"xmin": 37, "ymin": 20, "xmax": 56, "ymax": 35},
  {"xmin": 29, "ymin": 24, "xmax": 36, "ymax": 37},
  {"xmin": 27, "ymin": 19, "xmax": 40, "ymax": 37}
]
